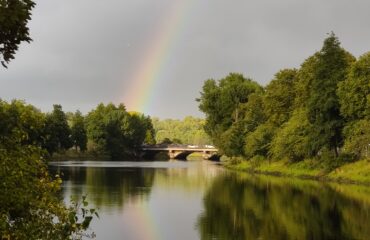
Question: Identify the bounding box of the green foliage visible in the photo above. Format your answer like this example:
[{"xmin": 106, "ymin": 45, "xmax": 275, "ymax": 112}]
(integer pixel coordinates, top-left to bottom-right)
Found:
[
  {"xmin": 198, "ymin": 73, "xmax": 262, "ymax": 129},
  {"xmin": 144, "ymin": 130, "xmax": 156, "ymax": 145},
  {"xmin": 220, "ymin": 122, "xmax": 245, "ymax": 157},
  {"xmin": 270, "ymin": 108, "xmax": 312, "ymax": 162},
  {"xmin": 124, "ymin": 112, "xmax": 154, "ymax": 148},
  {"xmin": 240, "ymin": 92, "xmax": 266, "ymax": 133},
  {"xmin": 0, "ymin": 100, "xmax": 96, "ymax": 239},
  {"xmin": 197, "ymin": 73, "xmax": 263, "ymax": 156},
  {"xmin": 294, "ymin": 54, "xmax": 319, "ymax": 108},
  {"xmin": 0, "ymin": 0, "xmax": 35, "ymax": 67},
  {"xmin": 86, "ymin": 103, "xmax": 127, "ymax": 159},
  {"xmin": 86, "ymin": 103, "xmax": 155, "ymax": 160},
  {"xmin": 0, "ymin": 99, "xmax": 45, "ymax": 147},
  {"xmin": 43, "ymin": 105, "xmax": 73, "ymax": 155},
  {"xmin": 71, "ymin": 110, "xmax": 88, "ymax": 152},
  {"xmin": 143, "ymin": 115, "xmax": 156, "ymax": 145},
  {"xmin": 337, "ymin": 52, "xmax": 370, "ymax": 120},
  {"xmin": 172, "ymin": 138, "xmax": 182, "ymax": 144},
  {"xmin": 244, "ymin": 123, "xmax": 275, "ymax": 159},
  {"xmin": 306, "ymin": 33, "xmax": 355, "ymax": 155},
  {"xmin": 342, "ymin": 119, "xmax": 370, "ymax": 159},
  {"xmin": 197, "ymin": 33, "xmax": 370, "ymax": 165},
  {"xmin": 160, "ymin": 137, "xmax": 173, "ymax": 144},
  {"xmin": 152, "ymin": 116, "xmax": 210, "ymax": 145},
  {"xmin": 263, "ymin": 69, "xmax": 297, "ymax": 125}
]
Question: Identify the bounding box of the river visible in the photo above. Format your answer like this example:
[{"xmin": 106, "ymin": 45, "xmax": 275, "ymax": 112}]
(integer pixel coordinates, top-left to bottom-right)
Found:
[{"xmin": 50, "ymin": 160, "xmax": 370, "ymax": 240}]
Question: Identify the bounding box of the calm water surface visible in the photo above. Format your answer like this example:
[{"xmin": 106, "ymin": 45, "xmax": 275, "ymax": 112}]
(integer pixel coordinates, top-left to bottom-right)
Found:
[{"xmin": 50, "ymin": 160, "xmax": 370, "ymax": 240}]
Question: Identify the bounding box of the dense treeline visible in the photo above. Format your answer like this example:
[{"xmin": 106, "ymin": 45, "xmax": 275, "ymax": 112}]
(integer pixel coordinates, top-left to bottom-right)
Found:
[
  {"xmin": 1, "ymin": 101, "xmax": 155, "ymax": 160},
  {"xmin": 152, "ymin": 116, "xmax": 210, "ymax": 145},
  {"xmin": 198, "ymin": 33, "xmax": 370, "ymax": 166},
  {"xmin": 0, "ymin": 100, "xmax": 155, "ymax": 238}
]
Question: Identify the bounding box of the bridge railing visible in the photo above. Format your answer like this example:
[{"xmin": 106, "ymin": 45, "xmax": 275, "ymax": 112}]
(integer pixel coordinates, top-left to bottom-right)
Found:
[{"xmin": 141, "ymin": 144, "xmax": 216, "ymax": 149}]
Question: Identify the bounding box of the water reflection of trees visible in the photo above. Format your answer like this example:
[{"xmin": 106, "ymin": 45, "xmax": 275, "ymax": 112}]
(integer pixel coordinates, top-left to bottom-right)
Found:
[
  {"xmin": 51, "ymin": 161, "xmax": 221, "ymax": 212},
  {"xmin": 153, "ymin": 162, "xmax": 222, "ymax": 192},
  {"xmin": 52, "ymin": 167, "xmax": 155, "ymax": 211},
  {"xmin": 197, "ymin": 173, "xmax": 370, "ymax": 240}
]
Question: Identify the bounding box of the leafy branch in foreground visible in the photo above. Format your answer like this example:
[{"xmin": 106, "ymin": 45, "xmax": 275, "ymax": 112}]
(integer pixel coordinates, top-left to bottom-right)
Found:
[
  {"xmin": 0, "ymin": 0, "xmax": 35, "ymax": 68},
  {"xmin": 0, "ymin": 100, "xmax": 97, "ymax": 239}
]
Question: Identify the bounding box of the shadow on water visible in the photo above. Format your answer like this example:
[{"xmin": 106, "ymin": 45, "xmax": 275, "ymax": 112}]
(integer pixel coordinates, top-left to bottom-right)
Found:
[{"xmin": 196, "ymin": 172, "xmax": 370, "ymax": 240}]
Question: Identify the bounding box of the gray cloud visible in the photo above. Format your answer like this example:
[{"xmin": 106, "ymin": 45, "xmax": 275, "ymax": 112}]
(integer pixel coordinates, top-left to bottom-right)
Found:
[{"xmin": 1, "ymin": 0, "xmax": 370, "ymax": 118}]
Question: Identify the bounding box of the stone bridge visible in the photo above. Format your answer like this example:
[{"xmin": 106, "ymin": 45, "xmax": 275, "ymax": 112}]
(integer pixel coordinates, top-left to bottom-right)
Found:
[{"xmin": 141, "ymin": 145, "xmax": 220, "ymax": 161}]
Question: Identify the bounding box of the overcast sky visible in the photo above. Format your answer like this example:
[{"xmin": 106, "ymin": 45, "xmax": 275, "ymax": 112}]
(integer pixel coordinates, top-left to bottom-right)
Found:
[{"xmin": 1, "ymin": 0, "xmax": 369, "ymax": 119}]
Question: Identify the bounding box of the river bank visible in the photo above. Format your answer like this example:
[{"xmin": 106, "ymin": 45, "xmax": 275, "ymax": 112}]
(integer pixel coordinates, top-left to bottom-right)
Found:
[{"xmin": 224, "ymin": 158, "xmax": 370, "ymax": 186}]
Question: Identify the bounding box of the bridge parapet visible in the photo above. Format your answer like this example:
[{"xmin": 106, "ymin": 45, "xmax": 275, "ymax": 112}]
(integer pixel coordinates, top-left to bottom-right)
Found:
[{"xmin": 141, "ymin": 144, "xmax": 220, "ymax": 161}]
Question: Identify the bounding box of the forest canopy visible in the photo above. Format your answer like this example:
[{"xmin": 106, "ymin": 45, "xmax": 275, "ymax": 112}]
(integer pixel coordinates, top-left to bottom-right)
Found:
[{"xmin": 198, "ymin": 33, "xmax": 370, "ymax": 165}]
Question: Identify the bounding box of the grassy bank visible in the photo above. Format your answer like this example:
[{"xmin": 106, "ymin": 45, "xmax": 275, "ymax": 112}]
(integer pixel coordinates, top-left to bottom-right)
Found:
[{"xmin": 225, "ymin": 158, "xmax": 370, "ymax": 186}]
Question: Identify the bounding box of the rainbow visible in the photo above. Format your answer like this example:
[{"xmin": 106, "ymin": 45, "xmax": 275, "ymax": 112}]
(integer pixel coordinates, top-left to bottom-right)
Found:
[
  {"xmin": 124, "ymin": 201, "xmax": 161, "ymax": 240},
  {"xmin": 121, "ymin": 0, "xmax": 196, "ymax": 114}
]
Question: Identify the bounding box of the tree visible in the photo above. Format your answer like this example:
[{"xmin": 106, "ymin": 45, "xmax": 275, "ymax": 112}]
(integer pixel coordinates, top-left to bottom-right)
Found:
[
  {"xmin": 337, "ymin": 52, "xmax": 370, "ymax": 120},
  {"xmin": 220, "ymin": 121, "xmax": 245, "ymax": 157},
  {"xmin": 86, "ymin": 103, "xmax": 128, "ymax": 159},
  {"xmin": 306, "ymin": 33, "xmax": 355, "ymax": 156},
  {"xmin": 240, "ymin": 92, "xmax": 266, "ymax": 133},
  {"xmin": 143, "ymin": 115, "xmax": 156, "ymax": 145},
  {"xmin": 0, "ymin": 99, "xmax": 45, "ymax": 147},
  {"xmin": 197, "ymin": 73, "xmax": 263, "ymax": 156},
  {"xmin": 294, "ymin": 54, "xmax": 320, "ymax": 109},
  {"xmin": 86, "ymin": 103, "xmax": 154, "ymax": 159},
  {"xmin": 43, "ymin": 104, "xmax": 73, "ymax": 155},
  {"xmin": 71, "ymin": 110, "xmax": 87, "ymax": 152},
  {"xmin": 0, "ymin": 0, "xmax": 35, "ymax": 68},
  {"xmin": 123, "ymin": 112, "xmax": 151, "ymax": 150},
  {"xmin": 264, "ymin": 69, "xmax": 297, "ymax": 126}
]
